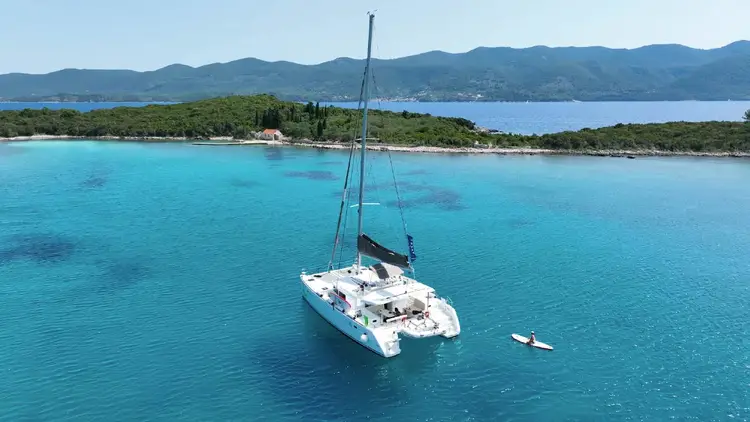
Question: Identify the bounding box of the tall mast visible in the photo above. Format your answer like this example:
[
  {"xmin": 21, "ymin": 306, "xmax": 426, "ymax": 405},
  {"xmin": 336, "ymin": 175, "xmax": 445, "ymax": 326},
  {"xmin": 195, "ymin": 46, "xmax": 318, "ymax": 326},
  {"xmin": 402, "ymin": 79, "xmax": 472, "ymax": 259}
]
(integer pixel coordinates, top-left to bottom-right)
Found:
[{"xmin": 356, "ymin": 12, "xmax": 375, "ymax": 271}]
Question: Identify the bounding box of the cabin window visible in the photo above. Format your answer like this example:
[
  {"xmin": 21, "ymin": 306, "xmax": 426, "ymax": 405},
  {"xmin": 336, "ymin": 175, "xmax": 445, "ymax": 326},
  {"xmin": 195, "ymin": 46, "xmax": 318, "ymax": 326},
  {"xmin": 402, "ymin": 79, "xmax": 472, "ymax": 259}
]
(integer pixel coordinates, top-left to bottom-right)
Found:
[{"xmin": 333, "ymin": 288, "xmax": 346, "ymax": 300}]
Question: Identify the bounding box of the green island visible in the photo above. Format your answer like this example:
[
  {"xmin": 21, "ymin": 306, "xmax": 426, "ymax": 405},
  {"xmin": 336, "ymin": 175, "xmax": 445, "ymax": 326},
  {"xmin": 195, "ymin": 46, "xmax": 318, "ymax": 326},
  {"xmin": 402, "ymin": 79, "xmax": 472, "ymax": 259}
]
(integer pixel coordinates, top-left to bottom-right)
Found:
[{"xmin": 1, "ymin": 95, "xmax": 749, "ymax": 155}]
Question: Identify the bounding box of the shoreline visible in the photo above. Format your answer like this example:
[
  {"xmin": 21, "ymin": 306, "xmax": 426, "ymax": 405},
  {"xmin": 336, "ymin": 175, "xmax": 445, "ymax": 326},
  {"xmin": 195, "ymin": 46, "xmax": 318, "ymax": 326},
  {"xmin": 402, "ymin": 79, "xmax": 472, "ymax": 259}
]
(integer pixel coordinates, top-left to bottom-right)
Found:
[{"xmin": 1, "ymin": 134, "xmax": 749, "ymax": 158}]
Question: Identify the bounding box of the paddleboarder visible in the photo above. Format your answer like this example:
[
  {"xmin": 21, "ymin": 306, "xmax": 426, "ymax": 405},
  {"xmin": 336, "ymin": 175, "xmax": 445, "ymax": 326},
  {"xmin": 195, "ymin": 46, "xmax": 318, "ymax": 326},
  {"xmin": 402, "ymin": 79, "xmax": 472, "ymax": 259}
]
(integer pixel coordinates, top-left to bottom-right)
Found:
[{"xmin": 512, "ymin": 331, "xmax": 552, "ymax": 350}]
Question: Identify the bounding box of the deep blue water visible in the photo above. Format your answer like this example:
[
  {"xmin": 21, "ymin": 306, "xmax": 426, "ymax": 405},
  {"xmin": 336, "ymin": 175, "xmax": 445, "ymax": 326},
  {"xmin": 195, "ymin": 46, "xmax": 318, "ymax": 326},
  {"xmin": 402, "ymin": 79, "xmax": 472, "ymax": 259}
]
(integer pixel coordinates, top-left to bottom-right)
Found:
[
  {"xmin": 1, "ymin": 140, "xmax": 748, "ymax": 421},
  {"xmin": 328, "ymin": 101, "xmax": 750, "ymax": 134},
  {"xmin": 0, "ymin": 102, "xmax": 174, "ymax": 113},
  {"xmin": 3, "ymin": 100, "xmax": 749, "ymax": 135}
]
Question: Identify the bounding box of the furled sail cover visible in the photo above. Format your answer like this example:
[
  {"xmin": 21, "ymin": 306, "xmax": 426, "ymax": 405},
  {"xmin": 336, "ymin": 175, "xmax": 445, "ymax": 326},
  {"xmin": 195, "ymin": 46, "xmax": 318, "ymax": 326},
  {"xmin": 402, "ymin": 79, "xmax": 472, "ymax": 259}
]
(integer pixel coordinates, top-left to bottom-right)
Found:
[{"xmin": 357, "ymin": 234, "xmax": 410, "ymax": 269}]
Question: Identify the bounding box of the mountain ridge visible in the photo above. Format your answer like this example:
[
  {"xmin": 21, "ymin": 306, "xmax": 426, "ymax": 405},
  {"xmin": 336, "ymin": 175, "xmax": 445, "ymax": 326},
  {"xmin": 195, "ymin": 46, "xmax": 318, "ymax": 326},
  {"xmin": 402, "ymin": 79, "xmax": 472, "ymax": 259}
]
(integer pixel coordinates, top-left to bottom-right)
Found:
[{"xmin": 2, "ymin": 41, "xmax": 750, "ymax": 102}]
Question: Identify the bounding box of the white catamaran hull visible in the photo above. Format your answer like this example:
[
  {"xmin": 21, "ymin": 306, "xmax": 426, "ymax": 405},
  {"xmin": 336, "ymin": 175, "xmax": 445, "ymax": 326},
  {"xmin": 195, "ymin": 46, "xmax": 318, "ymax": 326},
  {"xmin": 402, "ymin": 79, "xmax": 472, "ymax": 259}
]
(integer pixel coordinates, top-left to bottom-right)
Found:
[{"xmin": 301, "ymin": 279, "xmax": 401, "ymax": 357}]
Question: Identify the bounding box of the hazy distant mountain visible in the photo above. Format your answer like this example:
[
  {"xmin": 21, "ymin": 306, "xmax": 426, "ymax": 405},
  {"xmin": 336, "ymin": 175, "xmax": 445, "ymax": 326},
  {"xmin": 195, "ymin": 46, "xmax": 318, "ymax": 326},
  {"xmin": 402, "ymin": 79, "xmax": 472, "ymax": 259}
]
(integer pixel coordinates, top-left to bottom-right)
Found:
[{"xmin": 2, "ymin": 41, "xmax": 750, "ymax": 102}]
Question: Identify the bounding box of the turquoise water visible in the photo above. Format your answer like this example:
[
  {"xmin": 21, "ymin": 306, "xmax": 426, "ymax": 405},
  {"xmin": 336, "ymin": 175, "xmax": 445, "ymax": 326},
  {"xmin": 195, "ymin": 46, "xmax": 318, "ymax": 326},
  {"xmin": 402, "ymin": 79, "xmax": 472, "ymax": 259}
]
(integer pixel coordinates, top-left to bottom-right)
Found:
[{"xmin": 1, "ymin": 141, "xmax": 749, "ymax": 421}]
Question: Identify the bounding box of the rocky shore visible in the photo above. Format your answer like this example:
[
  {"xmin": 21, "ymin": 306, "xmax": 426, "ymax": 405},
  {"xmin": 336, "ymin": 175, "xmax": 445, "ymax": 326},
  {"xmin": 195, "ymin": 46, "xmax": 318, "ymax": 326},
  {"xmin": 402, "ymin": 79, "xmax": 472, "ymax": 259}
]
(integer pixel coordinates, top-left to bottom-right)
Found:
[
  {"xmin": 285, "ymin": 140, "xmax": 750, "ymax": 157},
  {"xmin": 2, "ymin": 134, "xmax": 748, "ymax": 158}
]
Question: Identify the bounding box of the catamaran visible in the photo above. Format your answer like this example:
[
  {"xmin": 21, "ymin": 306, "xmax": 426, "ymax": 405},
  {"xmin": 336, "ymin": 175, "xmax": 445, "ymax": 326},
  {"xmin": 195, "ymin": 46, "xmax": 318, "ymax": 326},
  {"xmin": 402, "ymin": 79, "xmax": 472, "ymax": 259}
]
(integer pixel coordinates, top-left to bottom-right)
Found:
[{"xmin": 299, "ymin": 13, "xmax": 461, "ymax": 358}]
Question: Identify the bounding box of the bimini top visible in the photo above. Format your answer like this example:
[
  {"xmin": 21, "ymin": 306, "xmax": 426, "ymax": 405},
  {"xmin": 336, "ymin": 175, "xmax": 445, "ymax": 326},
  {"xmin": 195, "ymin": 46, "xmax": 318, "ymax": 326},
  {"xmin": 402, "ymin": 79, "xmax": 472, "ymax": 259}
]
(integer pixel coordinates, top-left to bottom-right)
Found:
[
  {"xmin": 361, "ymin": 281, "xmax": 435, "ymax": 305},
  {"xmin": 352, "ymin": 262, "xmax": 404, "ymax": 284},
  {"xmin": 371, "ymin": 262, "xmax": 403, "ymax": 280}
]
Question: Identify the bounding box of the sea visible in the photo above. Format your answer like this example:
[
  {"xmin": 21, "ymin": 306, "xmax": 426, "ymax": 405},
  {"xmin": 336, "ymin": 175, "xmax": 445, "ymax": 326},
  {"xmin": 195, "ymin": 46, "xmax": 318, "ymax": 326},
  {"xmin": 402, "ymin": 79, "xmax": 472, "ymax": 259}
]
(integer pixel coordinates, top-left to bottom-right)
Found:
[{"xmin": 1, "ymin": 101, "xmax": 749, "ymax": 421}]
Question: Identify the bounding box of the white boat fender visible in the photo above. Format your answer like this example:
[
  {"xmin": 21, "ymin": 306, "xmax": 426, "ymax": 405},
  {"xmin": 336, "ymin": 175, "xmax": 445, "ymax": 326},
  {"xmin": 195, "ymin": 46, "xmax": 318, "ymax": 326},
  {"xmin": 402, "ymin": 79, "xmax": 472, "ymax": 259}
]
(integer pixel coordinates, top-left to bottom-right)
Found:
[{"xmin": 360, "ymin": 334, "xmax": 368, "ymax": 342}]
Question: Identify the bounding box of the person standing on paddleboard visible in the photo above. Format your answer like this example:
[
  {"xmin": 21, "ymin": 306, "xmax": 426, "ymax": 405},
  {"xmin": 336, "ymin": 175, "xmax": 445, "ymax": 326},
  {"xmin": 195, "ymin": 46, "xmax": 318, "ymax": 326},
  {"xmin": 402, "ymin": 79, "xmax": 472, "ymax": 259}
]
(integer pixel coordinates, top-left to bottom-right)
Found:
[{"xmin": 527, "ymin": 331, "xmax": 536, "ymax": 344}]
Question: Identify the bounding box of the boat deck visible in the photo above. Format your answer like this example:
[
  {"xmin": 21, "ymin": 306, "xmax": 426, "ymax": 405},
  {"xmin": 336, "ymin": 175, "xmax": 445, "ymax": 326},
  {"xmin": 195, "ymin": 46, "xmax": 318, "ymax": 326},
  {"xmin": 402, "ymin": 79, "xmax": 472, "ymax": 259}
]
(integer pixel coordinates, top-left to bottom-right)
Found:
[
  {"xmin": 302, "ymin": 266, "xmax": 457, "ymax": 338},
  {"xmin": 304, "ymin": 272, "xmax": 338, "ymax": 294}
]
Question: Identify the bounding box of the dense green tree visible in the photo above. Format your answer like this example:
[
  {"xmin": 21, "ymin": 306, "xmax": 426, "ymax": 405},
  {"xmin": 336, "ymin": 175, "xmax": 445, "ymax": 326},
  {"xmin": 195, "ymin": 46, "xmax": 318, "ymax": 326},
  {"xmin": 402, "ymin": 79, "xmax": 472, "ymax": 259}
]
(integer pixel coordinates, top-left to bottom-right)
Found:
[
  {"xmin": 744, "ymin": 109, "xmax": 750, "ymax": 122},
  {"xmin": 1, "ymin": 94, "xmax": 749, "ymax": 153},
  {"xmin": 233, "ymin": 126, "xmax": 249, "ymax": 139}
]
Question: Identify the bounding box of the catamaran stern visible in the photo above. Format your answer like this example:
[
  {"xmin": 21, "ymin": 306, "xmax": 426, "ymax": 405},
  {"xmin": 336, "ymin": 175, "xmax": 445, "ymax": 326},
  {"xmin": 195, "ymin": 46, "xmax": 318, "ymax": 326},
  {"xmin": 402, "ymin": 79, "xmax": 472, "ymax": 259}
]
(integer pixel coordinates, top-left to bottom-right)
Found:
[{"xmin": 300, "ymin": 273, "xmax": 402, "ymax": 357}]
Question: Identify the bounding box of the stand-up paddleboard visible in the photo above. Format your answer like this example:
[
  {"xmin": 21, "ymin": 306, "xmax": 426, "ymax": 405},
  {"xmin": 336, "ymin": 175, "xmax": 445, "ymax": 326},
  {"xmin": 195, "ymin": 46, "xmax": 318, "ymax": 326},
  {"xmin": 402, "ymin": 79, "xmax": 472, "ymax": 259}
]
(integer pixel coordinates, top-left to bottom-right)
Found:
[{"xmin": 512, "ymin": 333, "xmax": 553, "ymax": 350}]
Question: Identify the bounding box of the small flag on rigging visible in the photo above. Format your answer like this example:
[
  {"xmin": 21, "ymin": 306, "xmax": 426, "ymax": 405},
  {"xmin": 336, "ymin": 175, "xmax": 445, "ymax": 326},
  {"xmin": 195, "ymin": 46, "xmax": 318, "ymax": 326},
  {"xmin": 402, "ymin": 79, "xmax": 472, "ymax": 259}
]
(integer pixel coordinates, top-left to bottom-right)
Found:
[{"xmin": 407, "ymin": 234, "xmax": 417, "ymax": 262}]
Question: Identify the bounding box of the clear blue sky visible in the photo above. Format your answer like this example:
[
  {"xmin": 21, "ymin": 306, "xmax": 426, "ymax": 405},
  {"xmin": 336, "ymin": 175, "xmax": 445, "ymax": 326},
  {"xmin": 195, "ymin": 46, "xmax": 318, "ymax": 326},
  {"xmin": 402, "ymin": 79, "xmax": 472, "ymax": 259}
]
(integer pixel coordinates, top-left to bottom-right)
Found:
[{"xmin": 1, "ymin": 0, "xmax": 747, "ymax": 74}]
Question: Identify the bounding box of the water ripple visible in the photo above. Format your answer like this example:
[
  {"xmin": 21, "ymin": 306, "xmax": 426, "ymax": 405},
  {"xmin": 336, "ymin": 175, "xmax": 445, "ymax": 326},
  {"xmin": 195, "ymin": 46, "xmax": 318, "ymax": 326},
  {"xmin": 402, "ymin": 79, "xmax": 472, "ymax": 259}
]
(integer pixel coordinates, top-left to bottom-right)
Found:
[{"xmin": 1, "ymin": 143, "xmax": 749, "ymax": 421}]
